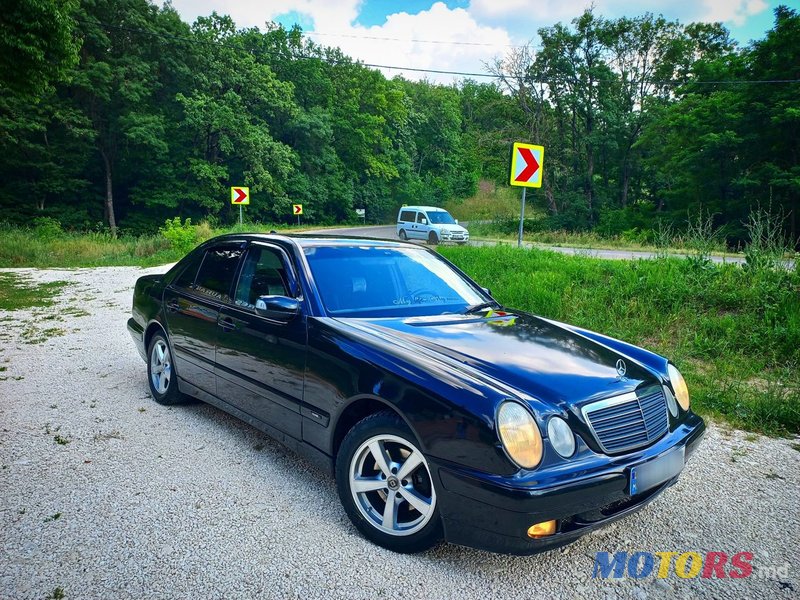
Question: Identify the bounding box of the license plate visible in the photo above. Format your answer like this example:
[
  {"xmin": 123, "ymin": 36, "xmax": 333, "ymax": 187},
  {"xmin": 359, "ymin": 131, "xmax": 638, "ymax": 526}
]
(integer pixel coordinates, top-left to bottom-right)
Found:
[{"xmin": 629, "ymin": 446, "xmax": 685, "ymax": 495}]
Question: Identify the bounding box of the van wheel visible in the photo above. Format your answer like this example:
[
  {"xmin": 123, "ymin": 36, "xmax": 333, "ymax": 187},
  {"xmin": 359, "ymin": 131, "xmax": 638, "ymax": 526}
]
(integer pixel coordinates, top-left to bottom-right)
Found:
[
  {"xmin": 399, "ymin": 230, "xmax": 407, "ymax": 241},
  {"xmin": 427, "ymin": 232, "xmax": 438, "ymax": 245}
]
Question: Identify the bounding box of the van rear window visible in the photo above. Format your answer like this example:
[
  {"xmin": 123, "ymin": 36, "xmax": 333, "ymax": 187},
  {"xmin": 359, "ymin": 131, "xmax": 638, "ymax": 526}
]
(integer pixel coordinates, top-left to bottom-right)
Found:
[{"xmin": 399, "ymin": 210, "xmax": 415, "ymax": 222}]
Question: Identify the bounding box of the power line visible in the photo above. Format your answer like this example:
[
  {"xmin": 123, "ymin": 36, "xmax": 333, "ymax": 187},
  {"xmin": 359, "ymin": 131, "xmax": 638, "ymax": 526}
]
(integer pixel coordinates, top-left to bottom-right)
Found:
[{"xmin": 75, "ymin": 19, "xmax": 800, "ymax": 86}]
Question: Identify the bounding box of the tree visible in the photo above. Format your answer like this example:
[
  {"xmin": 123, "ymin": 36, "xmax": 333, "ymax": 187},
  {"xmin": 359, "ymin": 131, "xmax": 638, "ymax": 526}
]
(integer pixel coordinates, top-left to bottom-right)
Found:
[{"xmin": 0, "ymin": 0, "xmax": 80, "ymax": 98}]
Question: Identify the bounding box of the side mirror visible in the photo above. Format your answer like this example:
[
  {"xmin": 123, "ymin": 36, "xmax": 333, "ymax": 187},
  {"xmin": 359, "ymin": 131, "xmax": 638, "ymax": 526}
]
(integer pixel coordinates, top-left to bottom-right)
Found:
[
  {"xmin": 481, "ymin": 287, "xmax": 493, "ymax": 297},
  {"xmin": 455, "ymin": 219, "xmax": 459, "ymax": 224},
  {"xmin": 255, "ymin": 295, "xmax": 300, "ymax": 322},
  {"xmin": 421, "ymin": 218, "xmax": 428, "ymax": 225}
]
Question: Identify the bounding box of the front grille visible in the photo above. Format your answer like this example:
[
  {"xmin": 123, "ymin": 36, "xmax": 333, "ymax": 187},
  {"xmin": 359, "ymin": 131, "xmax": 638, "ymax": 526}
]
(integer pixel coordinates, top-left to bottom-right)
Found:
[{"xmin": 582, "ymin": 387, "xmax": 669, "ymax": 454}]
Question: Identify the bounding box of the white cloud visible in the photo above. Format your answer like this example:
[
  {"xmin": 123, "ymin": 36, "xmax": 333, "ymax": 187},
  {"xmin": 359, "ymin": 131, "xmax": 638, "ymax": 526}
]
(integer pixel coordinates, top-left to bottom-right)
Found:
[
  {"xmin": 701, "ymin": 0, "xmax": 769, "ymax": 26},
  {"xmin": 469, "ymin": 0, "xmax": 597, "ymax": 22},
  {"xmin": 320, "ymin": 2, "xmax": 512, "ymax": 83},
  {"xmin": 168, "ymin": 0, "xmax": 512, "ymax": 83}
]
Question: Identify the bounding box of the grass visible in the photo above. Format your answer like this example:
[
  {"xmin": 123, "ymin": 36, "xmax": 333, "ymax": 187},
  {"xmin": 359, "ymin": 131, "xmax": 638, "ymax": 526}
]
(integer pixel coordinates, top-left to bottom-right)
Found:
[
  {"xmin": 444, "ymin": 182, "xmax": 524, "ymax": 222},
  {"xmin": 439, "ymin": 245, "xmax": 800, "ymax": 435},
  {"xmin": 467, "ymin": 222, "xmax": 740, "ymax": 256},
  {"xmin": 0, "ymin": 221, "xmax": 351, "ymax": 268},
  {"xmin": 0, "ymin": 273, "xmax": 69, "ymax": 310}
]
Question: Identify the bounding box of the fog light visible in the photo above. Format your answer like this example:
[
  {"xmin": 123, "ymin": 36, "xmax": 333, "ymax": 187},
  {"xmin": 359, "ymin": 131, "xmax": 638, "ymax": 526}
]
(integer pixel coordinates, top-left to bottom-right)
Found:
[{"xmin": 527, "ymin": 520, "xmax": 557, "ymax": 538}]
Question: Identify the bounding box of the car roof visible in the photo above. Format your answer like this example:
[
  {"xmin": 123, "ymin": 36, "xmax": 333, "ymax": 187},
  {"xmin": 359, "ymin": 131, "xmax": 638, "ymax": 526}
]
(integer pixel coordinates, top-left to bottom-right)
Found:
[
  {"xmin": 202, "ymin": 232, "xmax": 422, "ymax": 250},
  {"xmin": 399, "ymin": 206, "xmax": 448, "ymax": 212}
]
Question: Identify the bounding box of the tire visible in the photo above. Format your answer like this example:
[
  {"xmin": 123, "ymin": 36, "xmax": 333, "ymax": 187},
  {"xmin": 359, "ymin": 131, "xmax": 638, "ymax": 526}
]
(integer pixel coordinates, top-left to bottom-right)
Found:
[
  {"xmin": 336, "ymin": 411, "xmax": 442, "ymax": 553},
  {"xmin": 398, "ymin": 229, "xmax": 407, "ymax": 241},
  {"xmin": 427, "ymin": 232, "xmax": 438, "ymax": 245},
  {"xmin": 146, "ymin": 332, "xmax": 186, "ymax": 405}
]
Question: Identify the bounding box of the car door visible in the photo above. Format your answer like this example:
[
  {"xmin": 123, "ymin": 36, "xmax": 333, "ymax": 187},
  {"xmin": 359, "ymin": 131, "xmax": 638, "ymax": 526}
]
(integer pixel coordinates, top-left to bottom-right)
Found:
[
  {"xmin": 214, "ymin": 242, "xmax": 305, "ymax": 439},
  {"xmin": 163, "ymin": 243, "xmax": 245, "ymax": 394},
  {"xmin": 415, "ymin": 210, "xmax": 430, "ymax": 239},
  {"xmin": 397, "ymin": 209, "xmax": 416, "ymax": 238}
]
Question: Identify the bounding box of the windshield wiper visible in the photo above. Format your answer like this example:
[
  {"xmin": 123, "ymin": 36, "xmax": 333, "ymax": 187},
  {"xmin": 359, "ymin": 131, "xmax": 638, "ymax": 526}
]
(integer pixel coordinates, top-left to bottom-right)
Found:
[{"xmin": 463, "ymin": 301, "xmax": 499, "ymax": 315}]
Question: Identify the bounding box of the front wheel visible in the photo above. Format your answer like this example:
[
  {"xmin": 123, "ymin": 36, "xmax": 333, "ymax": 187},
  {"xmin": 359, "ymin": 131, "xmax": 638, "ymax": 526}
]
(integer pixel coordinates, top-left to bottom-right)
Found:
[
  {"xmin": 336, "ymin": 411, "xmax": 442, "ymax": 553},
  {"xmin": 147, "ymin": 332, "xmax": 186, "ymax": 405},
  {"xmin": 398, "ymin": 229, "xmax": 408, "ymax": 241},
  {"xmin": 427, "ymin": 232, "xmax": 439, "ymax": 245}
]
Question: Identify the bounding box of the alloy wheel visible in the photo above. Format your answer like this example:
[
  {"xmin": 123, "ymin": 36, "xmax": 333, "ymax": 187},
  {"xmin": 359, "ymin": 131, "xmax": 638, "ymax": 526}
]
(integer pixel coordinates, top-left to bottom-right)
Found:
[
  {"xmin": 150, "ymin": 339, "xmax": 172, "ymax": 394},
  {"xmin": 349, "ymin": 434, "xmax": 436, "ymax": 536}
]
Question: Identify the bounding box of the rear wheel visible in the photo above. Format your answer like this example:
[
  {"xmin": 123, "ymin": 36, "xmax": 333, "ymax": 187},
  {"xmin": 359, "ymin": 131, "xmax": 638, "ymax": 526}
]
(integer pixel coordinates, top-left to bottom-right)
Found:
[
  {"xmin": 427, "ymin": 231, "xmax": 438, "ymax": 245},
  {"xmin": 336, "ymin": 411, "xmax": 442, "ymax": 553},
  {"xmin": 398, "ymin": 229, "xmax": 407, "ymax": 241},
  {"xmin": 147, "ymin": 332, "xmax": 186, "ymax": 405}
]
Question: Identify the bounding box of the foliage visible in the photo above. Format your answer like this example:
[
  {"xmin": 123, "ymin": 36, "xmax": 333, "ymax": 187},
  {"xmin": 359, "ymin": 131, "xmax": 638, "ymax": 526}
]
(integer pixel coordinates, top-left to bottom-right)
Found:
[
  {"xmin": 158, "ymin": 217, "xmax": 197, "ymax": 254},
  {"xmin": 440, "ymin": 245, "xmax": 800, "ymax": 434},
  {"xmin": 0, "ymin": 3, "xmax": 797, "ymax": 248},
  {"xmin": 0, "ymin": 0, "xmax": 80, "ymax": 97}
]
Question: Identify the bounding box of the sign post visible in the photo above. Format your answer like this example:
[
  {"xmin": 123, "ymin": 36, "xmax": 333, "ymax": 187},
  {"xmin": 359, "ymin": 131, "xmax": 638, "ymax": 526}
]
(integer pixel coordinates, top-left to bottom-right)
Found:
[
  {"xmin": 508, "ymin": 143, "xmax": 544, "ymax": 247},
  {"xmin": 231, "ymin": 186, "xmax": 250, "ymax": 225},
  {"xmin": 293, "ymin": 204, "xmax": 303, "ymax": 226}
]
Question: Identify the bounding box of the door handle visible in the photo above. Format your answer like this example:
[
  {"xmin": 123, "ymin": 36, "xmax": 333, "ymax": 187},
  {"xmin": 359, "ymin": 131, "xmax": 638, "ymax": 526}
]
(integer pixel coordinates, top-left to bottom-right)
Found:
[
  {"xmin": 218, "ymin": 316, "xmax": 236, "ymax": 332},
  {"xmin": 166, "ymin": 300, "xmax": 180, "ymax": 312}
]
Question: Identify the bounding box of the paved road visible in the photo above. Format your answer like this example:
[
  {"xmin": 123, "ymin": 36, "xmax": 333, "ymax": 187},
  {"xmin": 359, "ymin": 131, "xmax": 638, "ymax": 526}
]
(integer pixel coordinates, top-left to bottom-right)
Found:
[{"xmin": 305, "ymin": 225, "xmax": 762, "ymax": 265}]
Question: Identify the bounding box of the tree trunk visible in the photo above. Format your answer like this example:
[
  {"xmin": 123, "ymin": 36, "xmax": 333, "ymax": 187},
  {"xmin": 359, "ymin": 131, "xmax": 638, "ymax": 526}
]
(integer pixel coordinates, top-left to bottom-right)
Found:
[
  {"xmin": 586, "ymin": 140, "xmax": 594, "ymax": 215},
  {"xmin": 621, "ymin": 160, "xmax": 630, "ymax": 208},
  {"xmin": 545, "ymin": 183, "xmax": 558, "ymax": 214},
  {"xmin": 99, "ymin": 147, "xmax": 117, "ymax": 237}
]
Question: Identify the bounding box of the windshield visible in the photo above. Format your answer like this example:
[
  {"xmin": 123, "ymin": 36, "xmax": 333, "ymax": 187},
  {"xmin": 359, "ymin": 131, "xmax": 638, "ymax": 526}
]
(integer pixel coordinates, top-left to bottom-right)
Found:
[
  {"xmin": 304, "ymin": 245, "xmax": 485, "ymax": 317},
  {"xmin": 426, "ymin": 211, "xmax": 456, "ymax": 225}
]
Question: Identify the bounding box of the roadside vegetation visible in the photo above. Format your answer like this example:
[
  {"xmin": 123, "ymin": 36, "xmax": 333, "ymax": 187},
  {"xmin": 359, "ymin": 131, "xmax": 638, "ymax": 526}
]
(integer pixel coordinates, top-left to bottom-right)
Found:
[
  {"xmin": 0, "ymin": 219, "xmax": 311, "ymax": 268},
  {"xmin": 1, "ymin": 3, "xmax": 798, "ymax": 252},
  {"xmin": 0, "ymin": 272, "xmax": 68, "ymax": 311},
  {"xmin": 440, "ymin": 245, "xmax": 800, "ymax": 436}
]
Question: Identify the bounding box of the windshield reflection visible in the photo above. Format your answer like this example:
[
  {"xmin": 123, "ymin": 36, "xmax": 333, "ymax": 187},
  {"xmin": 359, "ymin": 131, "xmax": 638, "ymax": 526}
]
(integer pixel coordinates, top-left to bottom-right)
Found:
[{"xmin": 304, "ymin": 245, "xmax": 484, "ymax": 317}]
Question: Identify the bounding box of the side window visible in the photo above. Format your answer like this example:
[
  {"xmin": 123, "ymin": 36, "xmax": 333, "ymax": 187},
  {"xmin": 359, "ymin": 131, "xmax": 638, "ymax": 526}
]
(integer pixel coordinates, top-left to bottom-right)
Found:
[
  {"xmin": 194, "ymin": 246, "xmax": 244, "ymax": 303},
  {"xmin": 173, "ymin": 253, "xmax": 203, "ymax": 289},
  {"xmin": 416, "ymin": 212, "xmax": 427, "ymax": 224},
  {"xmin": 399, "ymin": 210, "xmax": 415, "ymax": 222},
  {"xmin": 234, "ymin": 246, "xmax": 291, "ymax": 309}
]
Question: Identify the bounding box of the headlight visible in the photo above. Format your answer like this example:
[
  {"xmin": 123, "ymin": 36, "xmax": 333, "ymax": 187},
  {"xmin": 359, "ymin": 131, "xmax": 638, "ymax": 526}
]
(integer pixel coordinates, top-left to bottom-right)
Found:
[
  {"xmin": 497, "ymin": 402, "xmax": 543, "ymax": 469},
  {"xmin": 667, "ymin": 363, "xmax": 690, "ymax": 410},
  {"xmin": 547, "ymin": 417, "xmax": 575, "ymax": 458}
]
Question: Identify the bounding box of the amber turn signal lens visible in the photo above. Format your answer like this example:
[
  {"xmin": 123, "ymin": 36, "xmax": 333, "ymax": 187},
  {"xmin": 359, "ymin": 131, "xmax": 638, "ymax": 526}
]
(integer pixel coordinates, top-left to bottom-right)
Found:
[{"xmin": 527, "ymin": 520, "xmax": 557, "ymax": 538}]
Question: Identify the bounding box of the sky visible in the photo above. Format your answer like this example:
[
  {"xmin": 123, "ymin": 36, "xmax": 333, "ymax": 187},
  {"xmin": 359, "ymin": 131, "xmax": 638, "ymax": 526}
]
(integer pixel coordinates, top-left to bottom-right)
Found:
[{"xmin": 167, "ymin": 0, "xmax": 794, "ymax": 82}]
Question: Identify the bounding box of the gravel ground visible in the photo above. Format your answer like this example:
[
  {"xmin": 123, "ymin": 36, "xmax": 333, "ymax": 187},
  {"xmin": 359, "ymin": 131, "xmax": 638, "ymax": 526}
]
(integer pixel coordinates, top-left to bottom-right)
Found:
[{"xmin": 1, "ymin": 266, "xmax": 798, "ymax": 600}]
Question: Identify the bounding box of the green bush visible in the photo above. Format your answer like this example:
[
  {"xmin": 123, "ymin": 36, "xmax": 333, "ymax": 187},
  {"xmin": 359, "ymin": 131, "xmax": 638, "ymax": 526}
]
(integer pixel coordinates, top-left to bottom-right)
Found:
[
  {"xmin": 158, "ymin": 217, "xmax": 197, "ymax": 255},
  {"xmin": 31, "ymin": 217, "xmax": 63, "ymax": 240}
]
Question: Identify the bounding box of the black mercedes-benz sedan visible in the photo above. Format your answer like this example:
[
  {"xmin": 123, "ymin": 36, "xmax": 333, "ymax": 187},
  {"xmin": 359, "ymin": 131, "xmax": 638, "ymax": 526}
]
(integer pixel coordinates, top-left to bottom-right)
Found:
[{"xmin": 128, "ymin": 234, "xmax": 705, "ymax": 555}]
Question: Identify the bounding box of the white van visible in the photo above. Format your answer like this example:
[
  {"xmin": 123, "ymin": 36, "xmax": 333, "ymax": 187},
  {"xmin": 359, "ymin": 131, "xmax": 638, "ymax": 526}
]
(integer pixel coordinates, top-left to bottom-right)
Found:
[{"xmin": 396, "ymin": 206, "xmax": 469, "ymax": 245}]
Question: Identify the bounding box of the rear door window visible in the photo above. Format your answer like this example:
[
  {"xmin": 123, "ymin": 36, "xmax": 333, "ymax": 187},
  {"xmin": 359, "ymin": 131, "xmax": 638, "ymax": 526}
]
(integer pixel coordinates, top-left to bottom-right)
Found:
[
  {"xmin": 172, "ymin": 253, "xmax": 204, "ymax": 289},
  {"xmin": 399, "ymin": 210, "xmax": 416, "ymax": 222},
  {"xmin": 194, "ymin": 245, "xmax": 244, "ymax": 303}
]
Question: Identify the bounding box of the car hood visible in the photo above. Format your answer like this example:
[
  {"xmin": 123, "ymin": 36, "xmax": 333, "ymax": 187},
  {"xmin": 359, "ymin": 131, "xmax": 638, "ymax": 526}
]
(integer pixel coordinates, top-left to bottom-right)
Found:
[
  {"xmin": 433, "ymin": 223, "xmax": 468, "ymax": 233},
  {"xmin": 336, "ymin": 311, "xmax": 658, "ymax": 409}
]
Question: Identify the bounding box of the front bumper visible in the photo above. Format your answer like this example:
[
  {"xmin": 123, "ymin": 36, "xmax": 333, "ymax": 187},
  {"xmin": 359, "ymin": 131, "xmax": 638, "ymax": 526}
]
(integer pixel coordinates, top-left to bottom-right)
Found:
[{"xmin": 430, "ymin": 414, "xmax": 705, "ymax": 555}]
